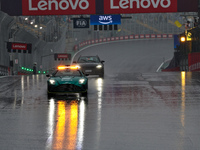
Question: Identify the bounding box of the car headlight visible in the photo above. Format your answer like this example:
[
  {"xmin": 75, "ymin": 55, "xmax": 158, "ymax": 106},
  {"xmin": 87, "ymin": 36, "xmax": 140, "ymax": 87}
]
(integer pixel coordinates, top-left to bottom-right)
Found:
[
  {"xmin": 79, "ymin": 79, "xmax": 85, "ymax": 84},
  {"xmin": 49, "ymin": 79, "xmax": 56, "ymax": 85},
  {"xmin": 77, "ymin": 65, "xmax": 81, "ymax": 69},
  {"xmin": 96, "ymin": 65, "xmax": 102, "ymax": 69}
]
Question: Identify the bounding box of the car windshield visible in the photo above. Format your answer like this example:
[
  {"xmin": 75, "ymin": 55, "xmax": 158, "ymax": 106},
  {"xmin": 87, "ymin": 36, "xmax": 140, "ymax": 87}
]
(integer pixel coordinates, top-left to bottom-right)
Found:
[
  {"xmin": 54, "ymin": 69, "xmax": 82, "ymax": 77},
  {"xmin": 78, "ymin": 56, "xmax": 100, "ymax": 63}
]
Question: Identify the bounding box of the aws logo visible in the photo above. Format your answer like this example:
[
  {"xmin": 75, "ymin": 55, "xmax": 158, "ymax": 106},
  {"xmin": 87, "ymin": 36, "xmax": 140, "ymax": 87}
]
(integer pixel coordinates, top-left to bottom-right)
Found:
[
  {"xmin": 90, "ymin": 15, "xmax": 121, "ymax": 25},
  {"xmin": 99, "ymin": 15, "xmax": 113, "ymax": 25}
]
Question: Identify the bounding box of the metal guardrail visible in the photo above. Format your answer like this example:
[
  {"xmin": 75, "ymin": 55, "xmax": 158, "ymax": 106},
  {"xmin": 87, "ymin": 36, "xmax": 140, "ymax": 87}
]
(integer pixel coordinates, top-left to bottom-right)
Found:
[
  {"xmin": 0, "ymin": 65, "xmax": 9, "ymax": 76},
  {"xmin": 156, "ymin": 59, "xmax": 171, "ymax": 72}
]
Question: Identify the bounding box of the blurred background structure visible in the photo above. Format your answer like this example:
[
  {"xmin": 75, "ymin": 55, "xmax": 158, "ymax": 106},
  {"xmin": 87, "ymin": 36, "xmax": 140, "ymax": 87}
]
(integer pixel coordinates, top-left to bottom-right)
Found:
[{"xmin": 0, "ymin": 11, "xmax": 198, "ymax": 75}]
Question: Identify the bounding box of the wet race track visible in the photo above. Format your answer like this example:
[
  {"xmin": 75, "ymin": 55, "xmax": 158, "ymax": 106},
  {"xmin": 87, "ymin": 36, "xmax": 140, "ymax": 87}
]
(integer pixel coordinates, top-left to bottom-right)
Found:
[{"xmin": 1, "ymin": 39, "xmax": 200, "ymax": 150}]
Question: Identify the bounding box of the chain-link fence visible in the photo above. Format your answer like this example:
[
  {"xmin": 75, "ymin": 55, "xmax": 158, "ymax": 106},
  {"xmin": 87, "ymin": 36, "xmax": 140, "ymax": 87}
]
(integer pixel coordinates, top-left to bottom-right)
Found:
[{"xmin": 66, "ymin": 12, "xmax": 198, "ymax": 50}]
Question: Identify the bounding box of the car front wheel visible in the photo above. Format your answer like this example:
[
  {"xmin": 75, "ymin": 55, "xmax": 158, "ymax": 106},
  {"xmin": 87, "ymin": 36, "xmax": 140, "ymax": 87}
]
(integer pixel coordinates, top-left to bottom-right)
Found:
[
  {"xmin": 82, "ymin": 91, "xmax": 88, "ymax": 97},
  {"xmin": 47, "ymin": 92, "xmax": 54, "ymax": 99},
  {"xmin": 99, "ymin": 73, "xmax": 104, "ymax": 78}
]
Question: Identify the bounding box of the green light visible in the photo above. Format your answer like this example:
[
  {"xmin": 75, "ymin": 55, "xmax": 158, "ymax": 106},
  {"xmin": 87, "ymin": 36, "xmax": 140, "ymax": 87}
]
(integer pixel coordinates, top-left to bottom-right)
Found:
[
  {"xmin": 43, "ymin": 71, "xmax": 46, "ymax": 74},
  {"xmin": 38, "ymin": 71, "xmax": 41, "ymax": 74},
  {"xmin": 21, "ymin": 67, "xmax": 24, "ymax": 70}
]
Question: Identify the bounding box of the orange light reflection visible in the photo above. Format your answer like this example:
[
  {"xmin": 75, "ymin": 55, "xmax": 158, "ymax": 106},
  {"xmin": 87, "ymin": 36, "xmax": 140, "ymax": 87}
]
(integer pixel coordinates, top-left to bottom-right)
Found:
[
  {"xmin": 53, "ymin": 101, "xmax": 65, "ymax": 149},
  {"xmin": 52, "ymin": 100, "xmax": 78, "ymax": 150},
  {"xmin": 67, "ymin": 101, "xmax": 78, "ymax": 150}
]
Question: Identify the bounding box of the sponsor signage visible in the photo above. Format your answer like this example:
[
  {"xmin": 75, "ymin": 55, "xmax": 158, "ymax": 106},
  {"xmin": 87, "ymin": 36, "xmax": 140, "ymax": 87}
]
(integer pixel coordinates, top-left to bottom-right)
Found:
[
  {"xmin": 104, "ymin": 0, "xmax": 177, "ymax": 14},
  {"xmin": 57, "ymin": 54, "xmax": 69, "ymax": 59},
  {"xmin": 73, "ymin": 18, "xmax": 90, "ymax": 28},
  {"xmin": 90, "ymin": 15, "xmax": 121, "ymax": 25},
  {"xmin": 22, "ymin": 0, "xmax": 96, "ymax": 15},
  {"xmin": 0, "ymin": 0, "xmax": 198, "ymax": 16},
  {"xmin": 7, "ymin": 42, "xmax": 32, "ymax": 53},
  {"xmin": 54, "ymin": 53, "xmax": 71, "ymax": 60},
  {"xmin": 186, "ymin": 31, "xmax": 192, "ymax": 41},
  {"xmin": 12, "ymin": 43, "xmax": 27, "ymax": 50}
]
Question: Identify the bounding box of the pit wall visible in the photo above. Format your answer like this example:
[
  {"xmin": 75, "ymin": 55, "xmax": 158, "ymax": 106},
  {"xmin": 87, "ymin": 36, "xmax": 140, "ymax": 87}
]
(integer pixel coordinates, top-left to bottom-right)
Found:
[{"xmin": 161, "ymin": 52, "xmax": 200, "ymax": 72}]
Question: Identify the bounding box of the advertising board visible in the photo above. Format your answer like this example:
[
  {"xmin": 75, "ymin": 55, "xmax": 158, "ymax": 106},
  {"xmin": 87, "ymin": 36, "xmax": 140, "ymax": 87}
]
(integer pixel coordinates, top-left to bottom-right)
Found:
[
  {"xmin": 17, "ymin": 0, "xmax": 96, "ymax": 15},
  {"xmin": 0, "ymin": 0, "xmax": 198, "ymax": 16},
  {"xmin": 90, "ymin": 15, "xmax": 121, "ymax": 25},
  {"xmin": 7, "ymin": 42, "xmax": 32, "ymax": 53},
  {"xmin": 73, "ymin": 18, "xmax": 90, "ymax": 28}
]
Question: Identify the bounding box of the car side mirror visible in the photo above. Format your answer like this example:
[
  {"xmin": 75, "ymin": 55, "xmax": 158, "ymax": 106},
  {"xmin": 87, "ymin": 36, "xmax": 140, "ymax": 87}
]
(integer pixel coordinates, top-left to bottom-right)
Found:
[
  {"xmin": 85, "ymin": 74, "xmax": 89, "ymax": 76},
  {"xmin": 46, "ymin": 74, "xmax": 50, "ymax": 77},
  {"xmin": 73, "ymin": 61, "xmax": 77, "ymax": 64},
  {"xmin": 101, "ymin": 60, "xmax": 105, "ymax": 63}
]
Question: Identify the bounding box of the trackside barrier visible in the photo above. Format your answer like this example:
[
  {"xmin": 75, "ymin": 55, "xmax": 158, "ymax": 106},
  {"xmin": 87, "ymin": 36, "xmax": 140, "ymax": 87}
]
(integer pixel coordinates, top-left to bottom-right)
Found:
[
  {"xmin": 188, "ymin": 52, "xmax": 200, "ymax": 71},
  {"xmin": 162, "ymin": 51, "xmax": 200, "ymax": 72},
  {"xmin": 0, "ymin": 65, "xmax": 10, "ymax": 76},
  {"xmin": 162, "ymin": 67, "xmax": 180, "ymax": 72},
  {"xmin": 73, "ymin": 34, "xmax": 174, "ymax": 51}
]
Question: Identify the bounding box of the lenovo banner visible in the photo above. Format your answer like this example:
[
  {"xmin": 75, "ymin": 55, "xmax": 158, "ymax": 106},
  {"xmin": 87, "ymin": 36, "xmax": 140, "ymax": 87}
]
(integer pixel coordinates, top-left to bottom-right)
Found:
[
  {"xmin": 104, "ymin": 0, "xmax": 193, "ymax": 14},
  {"xmin": 7, "ymin": 42, "xmax": 32, "ymax": 53},
  {"xmin": 22, "ymin": 0, "xmax": 96, "ymax": 15},
  {"xmin": 1, "ymin": 0, "xmax": 198, "ymax": 16},
  {"xmin": 12, "ymin": 43, "xmax": 27, "ymax": 50},
  {"xmin": 54, "ymin": 53, "xmax": 71, "ymax": 60},
  {"xmin": 1, "ymin": 0, "xmax": 96, "ymax": 16}
]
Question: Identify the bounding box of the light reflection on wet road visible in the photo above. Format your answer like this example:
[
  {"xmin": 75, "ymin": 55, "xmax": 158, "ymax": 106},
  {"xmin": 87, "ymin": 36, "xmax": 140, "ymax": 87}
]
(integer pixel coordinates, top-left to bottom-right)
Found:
[
  {"xmin": 0, "ymin": 40, "xmax": 200, "ymax": 149},
  {"xmin": 0, "ymin": 72, "xmax": 200, "ymax": 150}
]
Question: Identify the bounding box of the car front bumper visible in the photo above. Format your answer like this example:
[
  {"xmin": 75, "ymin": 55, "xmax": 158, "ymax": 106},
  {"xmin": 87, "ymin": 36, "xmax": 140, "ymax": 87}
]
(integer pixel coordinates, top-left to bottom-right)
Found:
[{"xmin": 48, "ymin": 83, "xmax": 87, "ymax": 94}]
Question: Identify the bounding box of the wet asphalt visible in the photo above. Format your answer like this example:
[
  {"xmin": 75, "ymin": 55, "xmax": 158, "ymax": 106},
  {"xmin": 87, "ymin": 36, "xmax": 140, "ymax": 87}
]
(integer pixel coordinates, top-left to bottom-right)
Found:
[{"xmin": 0, "ymin": 39, "xmax": 200, "ymax": 150}]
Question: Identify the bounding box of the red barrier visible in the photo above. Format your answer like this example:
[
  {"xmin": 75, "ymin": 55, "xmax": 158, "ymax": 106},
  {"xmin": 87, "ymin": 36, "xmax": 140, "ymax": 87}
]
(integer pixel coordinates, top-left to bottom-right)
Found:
[
  {"xmin": 151, "ymin": 34, "xmax": 156, "ymax": 38},
  {"xmin": 168, "ymin": 34, "xmax": 173, "ymax": 38},
  {"xmin": 74, "ymin": 45, "xmax": 78, "ymax": 51},
  {"xmin": 140, "ymin": 34, "xmax": 144, "ymax": 38},
  {"xmin": 135, "ymin": 35, "xmax": 139, "ymax": 39},
  {"xmin": 111, "ymin": 37, "xmax": 115, "ymax": 41},
  {"xmin": 157, "ymin": 34, "xmax": 162, "ymax": 38},
  {"xmin": 145, "ymin": 34, "xmax": 150, "ymax": 38},
  {"xmin": 188, "ymin": 53, "xmax": 200, "ymax": 71},
  {"xmin": 125, "ymin": 36, "xmax": 129, "ymax": 40},
  {"xmin": 129, "ymin": 35, "xmax": 134, "ymax": 39},
  {"xmin": 120, "ymin": 36, "xmax": 124, "ymax": 40},
  {"xmin": 162, "ymin": 67, "xmax": 180, "ymax": 72},
  {"xmin": 18, "ymin": 72, "xmax": 28, "ymax": 75},
  {"xmin": 74, "ymin": 34, "xmax": 174, "ymax": 50},
  {"xmin": 163, "ymin": 34, "xmax": 167, "ymax": 38}
]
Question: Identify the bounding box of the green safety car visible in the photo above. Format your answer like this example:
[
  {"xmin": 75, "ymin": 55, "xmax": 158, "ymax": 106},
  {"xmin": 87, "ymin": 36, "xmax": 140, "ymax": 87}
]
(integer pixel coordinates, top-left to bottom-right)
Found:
[{"xmin": 46, "ymin": 65, "xmax": 88, "ymax": 98}]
